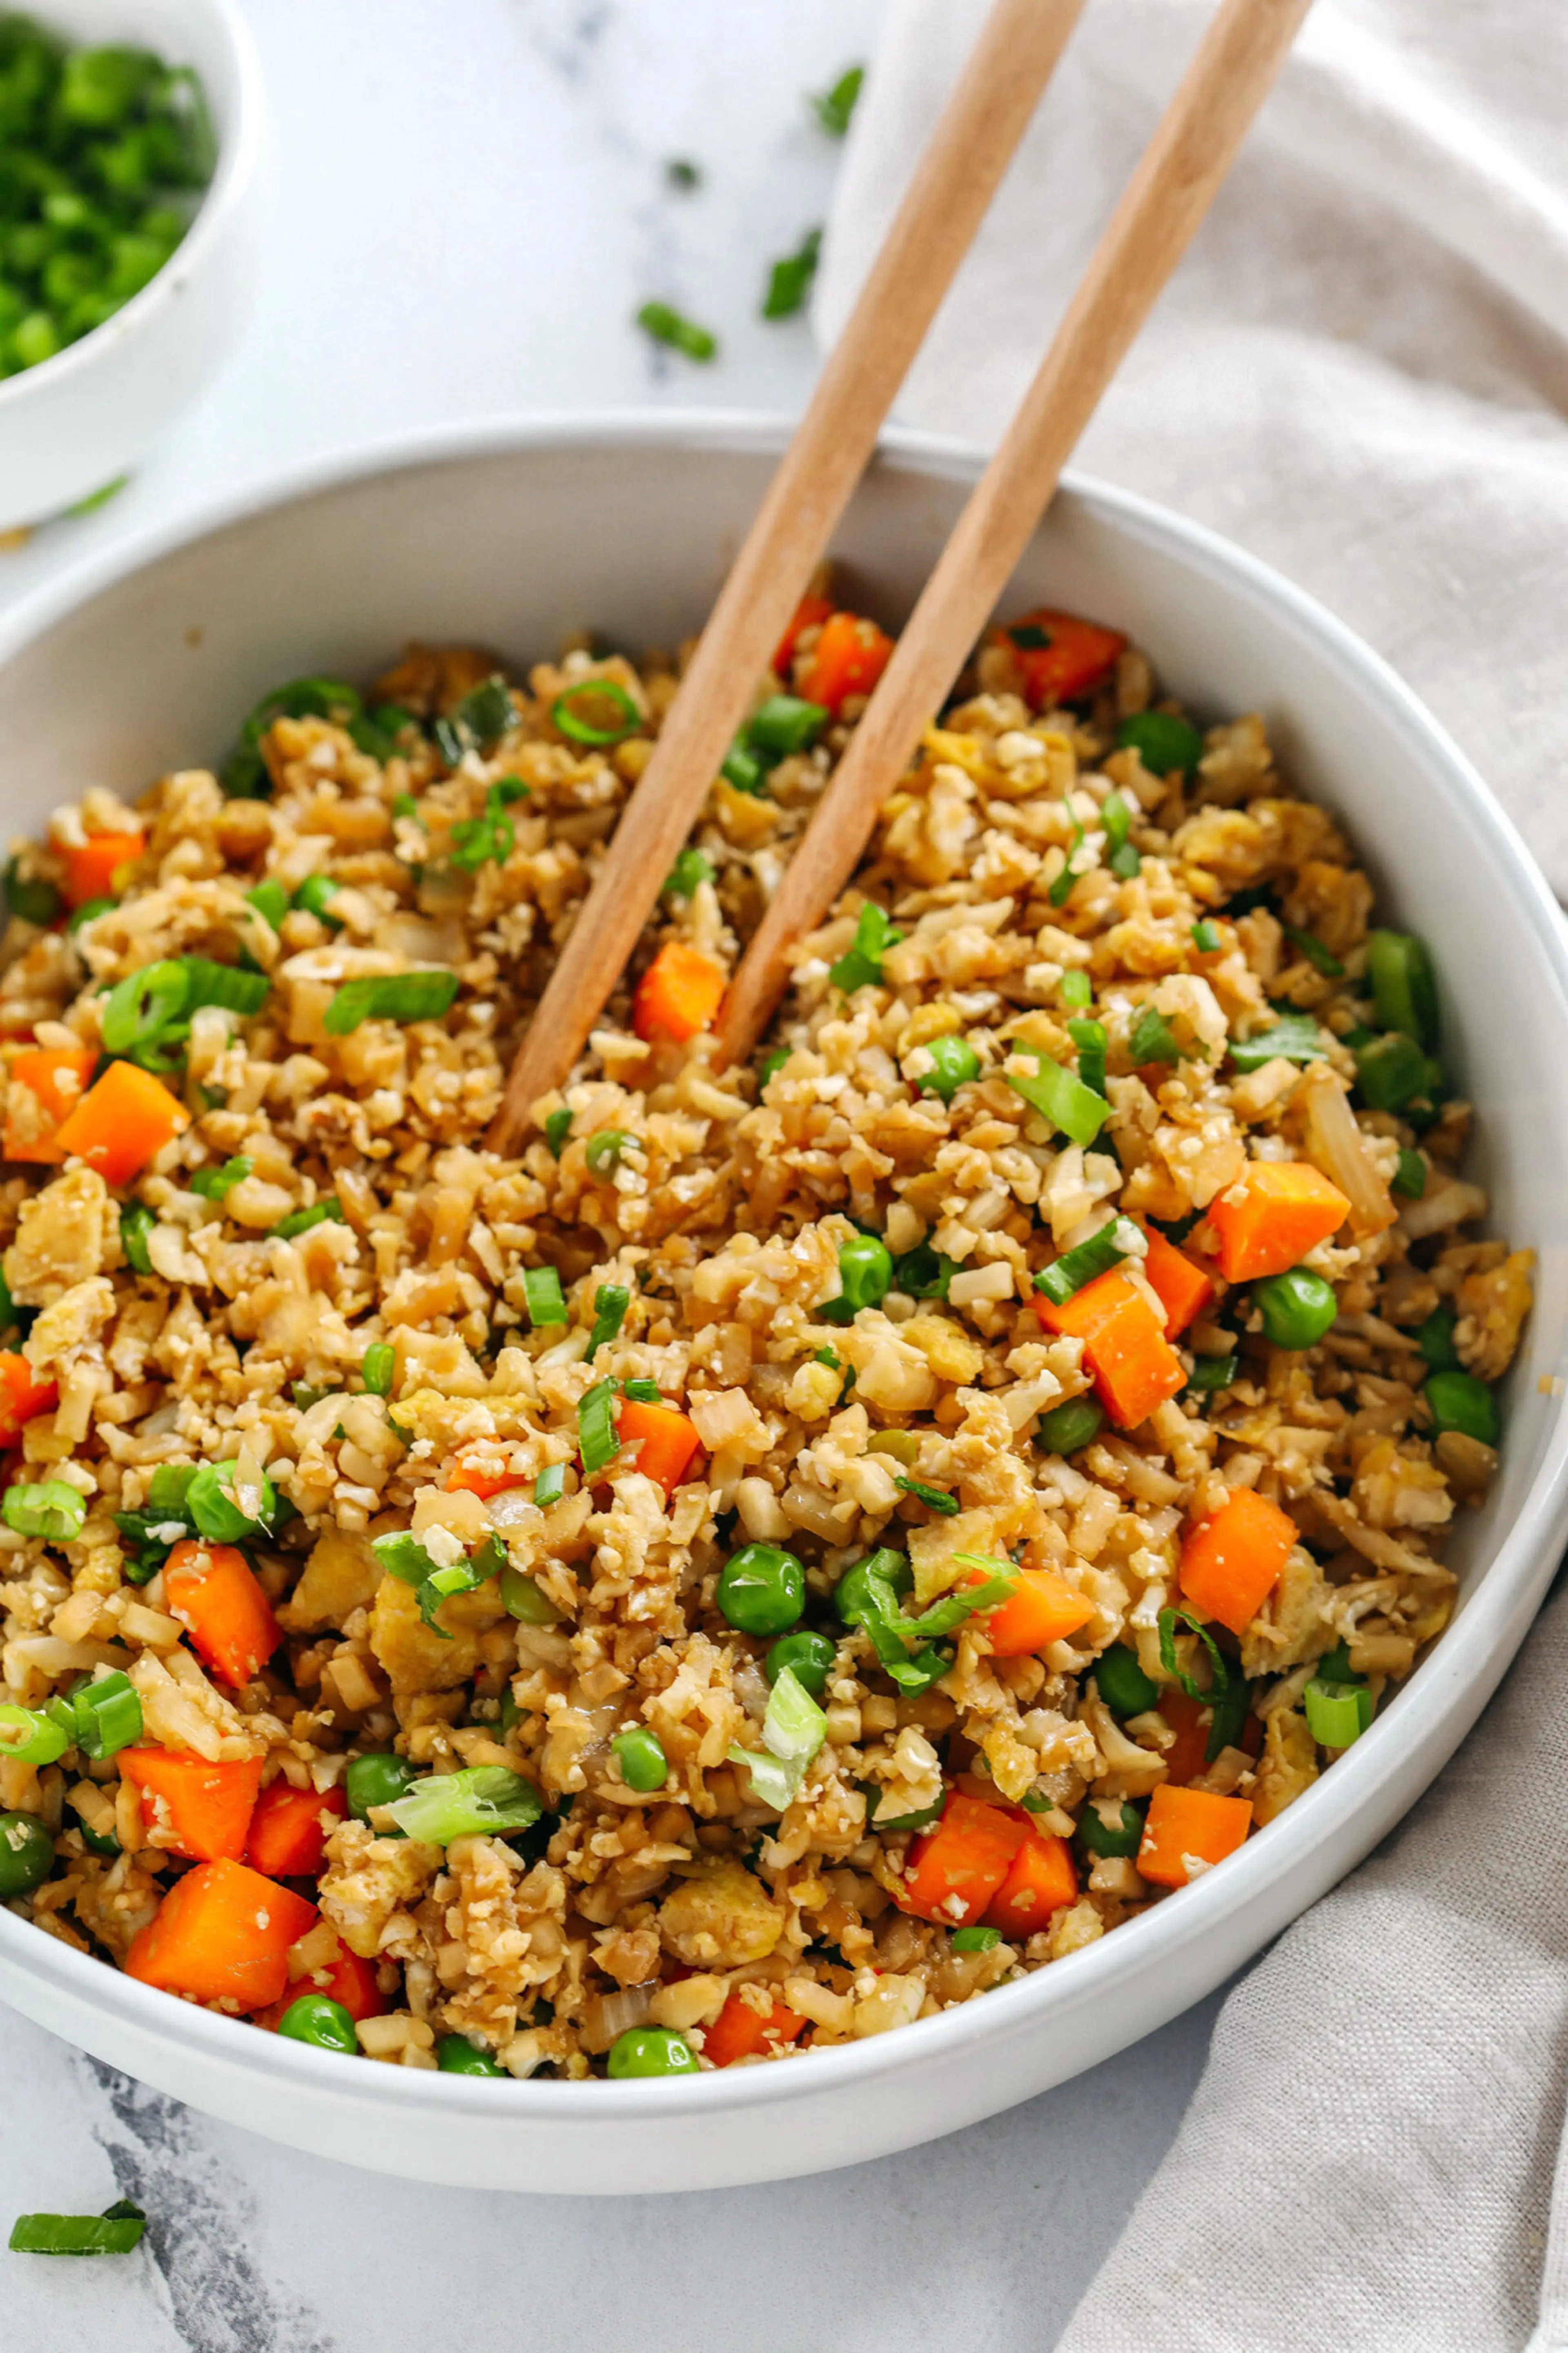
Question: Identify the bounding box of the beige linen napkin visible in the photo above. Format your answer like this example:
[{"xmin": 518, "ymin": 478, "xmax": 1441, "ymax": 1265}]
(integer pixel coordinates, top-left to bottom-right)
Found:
[{"xmin": 819, "ymin": 4, "xmax": 1568, "ymax": 2341}]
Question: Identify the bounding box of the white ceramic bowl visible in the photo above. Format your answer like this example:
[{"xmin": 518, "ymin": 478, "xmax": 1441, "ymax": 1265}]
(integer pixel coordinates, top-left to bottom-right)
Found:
[
  {"xmin": 0, "ymin": 416, "xmax": 1564, "ymax": 2194},
  {"xmin": 0, "ymin": 0, "xmax": 268, "ymax": 530}
]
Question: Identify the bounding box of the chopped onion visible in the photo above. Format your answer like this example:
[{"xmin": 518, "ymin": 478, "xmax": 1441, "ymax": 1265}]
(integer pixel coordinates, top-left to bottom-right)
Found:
[{"xmin": 1300, "ymin": 1062, "xmax": 1395, "ymax": 1237}]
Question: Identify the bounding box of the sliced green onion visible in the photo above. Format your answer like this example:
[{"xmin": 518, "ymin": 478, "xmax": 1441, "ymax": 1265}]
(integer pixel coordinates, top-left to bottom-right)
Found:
[
  {"xmin": 1281, "ymin": 921, "xmax": 1344, "ymax": 978},
  {"xmin": 664, "ymin": 848, "xmax": 714, "ymax": 900},
  {"xmin": 748, "ymin": 695, "xmax": 829, "ymax": 756},
  {"xmin": 0, "ymin": 1703, "xmax": 68, "ymax": 1766},
  {"xmin": 120, "ymin": 1200, "xmax": 156, "ymax": 1275},
  {"xmin": 292, "ymin": 875, "xmax": 344, "ymax": 926},
  {"xmin": 1416, "ymin": 1306, "xmax": 1460, "ymax": 1370},
  {"xmin": 635, "ymin": 301, "xmax": 717, "ymax": 362},
  {"xmin": 585, "ymin": 1283, "xmax": 628, "ymax": 1362},
  {"xmin": 1116, "ymin": 710, "xmax": 1203, "ymax": 778},
  {"xmin": 101, "ymin": 958, "xmax": 187, "ymax": 1067},
  {"xmin": 3, "ymin": 1481, "xmax": 85, "ymax": 1542},
  {"xmin": 1303, "ymin": 1677, "xmax": 1372, "ymax": 1748},
  {"xmin": 1185, "ymin": 1352, "xmax": 1239, "ymax": 1393},
  {"xmin": 894, "ymin": 1476, "xmax": 958, "ymax": 1517},
  {"xmin": 1049, "ymin": 798, "xmax": 1087, "ymax": 908},
  {"xmin": 1101, "ymin": 791, "xmax": 1141, "ymax": 881},
  {"xmin": 950, "ymin": 1924, "xmax": 1002, "ymax": 1952},
  {"xmin": 1067, "ymin": 1016, "xmax": 1107, "ymax": 1098},
  {"xmin": 1035, "ymin": 1396, "xmax": 1105, "ymax": 1455},
  {"xmin": 225, "ymin": 678, "xmax": 364, "ymax": 800},
  {"xmin": 269, "ymin": 1198, "xmax": 345, "ymax": 1241},
  {"xmin": 452, "ymin": 678, "xmax": 517, "ymax": 753},
  {"xmin": 1006, "ymin": 1048, "xmax": 1109, "ymax": 1148},
  {"xmin": 578, "ymin": 1380, "xmax": 620, "ymax": 1475},
  {"xmin": 386, "ymin": 1764, "xmax": 542, "ymax": 1844},
  {"xmin": 721, "ymin": 741, "xmax": 770, "ymax": 796},
  {"xmin": 1130, "ymin": 1002, "xmax": 1183, "ymax": 1066},
  {"xmin": 370, "ymin": 1531, "xmax": 439, "ymax": 1586},
  {"xmin": 726, "ymin": 1665, "xmax": 826, "ymax": 1810},
  {"xmin": 1228, "ymin": 1010, "xmax": 1324, "ymax": 1072},
  {"xmin": 1355, "ymin": 1030, "xmax": 1428, "ymax": 1113},
  {"xmin": 68, "ymin": 897, "xmax": 115, "ymax": 933},
  {"xmin": 762, "ymin": 226, "xmax": 821, "ymax": 320},
  {"xmin": 323, "ymin": 972, "xmax": 460, "ymax": 1036},
  {"xmin": 543, "ymin": 1107, "xmax": 572, "ymax": 1158},
  {"xmin": 499, "ymin": 1566, "xmax": 558, "ymax": 1627},
  {"xmin": 8, "ymin": 2200, "xmax": 146, "ymax": 2256},
  {"xmin": 1035, "ymin": 1218, "xmax": 1134, "ymax": 1307},
  {"xmin": 1061, "ymin": 969, "xmax": 1092, "ymax": 1008},
  {"xmin": 5, "ymin": 858, "xmax": 62, "ymax": 926},
  {"xmin": 416, "ymin": 1555, "xmax": 493, "ymax": 1631},
  {"xmin": 585, "ymin": 1129, "xmax": 633, "ymax": 1173},
  {"xmin": 622, "ymin": 1378, "xmax": 662, "ymax": 1403},
  {"xmin": 811, "ymin": 63, "xmax": 863, "ymax": 136},
  {"xmin": 532, "ymin": 1463, "xmax": 566, "ymax": 1508},
  {"xmin": 1367, "ymin": 929, "xmax": 1438, "ymax": 1049},
  {"xmin": 187, "ymin": 1457, "xmax": 277, "ymax": 1541},
  {"xmin": 1392, "ymin": 1148, "xmax": 1427, "ymax": 1201},
  {"xmin": 189, "ymin": 1155, "xmax": 251, "ymax": 1201},
  {"xmin": 1091, "ymin": 1645, "xmax": 1158, "ymax": 1718},
  {"xmin": 360, "ymin": 1342, "xmax": 394, "ymax": 1396},
  {"xmin": 245, "ymin": 879, "xmax": 289, "ymax": 930},
  {"xmin": 523, "ymin": 1267, "xmax": 567, "ymax": 1328},
  {"xmin": 70, "ymin": 1669, "xmax": 141, "ymax": 1760},
  {"xmin": 890, "ymin": 1241, "xmax": 956, "ymax": 1300},
  {"xmin": 1192, "ymin": 918, "xmax": 1222, "ymax": 953},
  {"xmin": 904, "ymin": 1555, "xmax": 1016, "ymax": 1640},
  {"xmin": 829, "ymin": 901, "xmax": 901, "ymax": 992}
]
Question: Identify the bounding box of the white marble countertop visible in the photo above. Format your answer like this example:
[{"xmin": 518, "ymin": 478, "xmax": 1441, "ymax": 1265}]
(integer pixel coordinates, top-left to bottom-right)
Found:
[{"xmin": 0, "ymin": 4, "xmax": 1226, "ymax": 2343}]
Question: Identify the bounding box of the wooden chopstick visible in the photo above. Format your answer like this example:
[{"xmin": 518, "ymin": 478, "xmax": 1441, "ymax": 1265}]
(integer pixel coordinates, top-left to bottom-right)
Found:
[
  {"xmin": 715, "ymin": 0, "xmax": 1314, "ymax": 1068},
  {"xmin": 488, "ymin": 0, "xmax": 1088, "ymax": 1153}
]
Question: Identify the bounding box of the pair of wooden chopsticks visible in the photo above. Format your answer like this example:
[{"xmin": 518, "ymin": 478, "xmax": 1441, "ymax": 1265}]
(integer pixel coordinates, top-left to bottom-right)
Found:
[{"xmin": 491, "ymin": 0, "xmax": 1313, "ymax": 1153}]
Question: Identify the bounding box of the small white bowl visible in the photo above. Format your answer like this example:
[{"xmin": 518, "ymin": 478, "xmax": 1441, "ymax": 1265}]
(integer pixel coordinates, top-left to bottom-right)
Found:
[
  {"xmin": 0, "ymin": 0, "xmax": 268, "ymax": 530},
  {"xmin": 0, "ymin": 415, "xmax": 1564, "ymax": 2192}
]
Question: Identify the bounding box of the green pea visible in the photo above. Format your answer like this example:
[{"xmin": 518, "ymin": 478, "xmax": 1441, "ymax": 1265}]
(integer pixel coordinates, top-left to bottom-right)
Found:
[
  {"xmin": 60, "ymin": 47, "xmax": 157, "ymax": 128},
  {"xmin": 765, "ymin": 1629, "xmax": 837, "ymax": 1701},
  {"xmin": 0, "ymin": 1810, "xmax": 53, "ymax": 1898},
  {"xmin": 277, "ymin": 1994, "xmax": 357, "ymax": 2054},
  {"xmin": 610, "ymin": 1726, "xmax": 668, "ymax": 1793},
  {"xmin": 822, "ymin": 1233, "xmax": 892, "ymax": 1323},
  {"xmin": 1115, "ymin": 711, "xmax": 1203, "ymax": 778},
  {"xmin": 1417, "ymin": 1307, "xmax": 1460, "ymax": 1371},
  {"xmin": 717, "ymin": 1542, "xmax": 805, "ymax": 1637},
  {"xmin": 1424, "ymin": 1369, "xmax": 1498, "ymax": 1447},
  {"xmin": 187, "ymin": 1457, "xmax": 278, "ymax": 1542},
  {"xmin": 1075, "ymin": 1798, "xmax": 1147, "ymax": 1859},
  {"xmin": 1254, "ymin": 1267, "xmax": 1337, "ymax": 1350},
  {"xmin": 1035, "ymin": 1396, "xmax": 1105, "ymax": 1456},
  {"xmin": 917, "ymin": 1034, "xmax": 980, "ymax": 1104},
  {"xmin": 606, "ymin": 2026, "xmax": 699, "ymax": 2079},
  {"xmin": 344, "ymin": 1751, "xmax": 419, "ymax": 1821},
  {"xmin": 1091, "ymin": 1644, "xmax": 1158, "ymax": 1719},
  {"xmin": 437, "ymin": 2034, "xmax": 508, "ymax": 2076},
  {"xmin": 292, "ymin": 875, "xmax": 344, "ymax": 926}
]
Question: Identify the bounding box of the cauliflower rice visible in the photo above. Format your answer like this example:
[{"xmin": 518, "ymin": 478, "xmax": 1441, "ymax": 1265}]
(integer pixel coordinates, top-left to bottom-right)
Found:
[{"xmin": 0, "ymin": 599, "xmax": 1532, "ymax": 2081}]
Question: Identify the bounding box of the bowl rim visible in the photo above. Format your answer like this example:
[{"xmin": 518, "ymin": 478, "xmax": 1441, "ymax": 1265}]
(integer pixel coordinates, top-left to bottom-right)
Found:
[
  {"xmin": 0, "ymin": 0, "xmax": 264, "ymax": 413},
  {"xmin": 2, "ymin": 407, "xmax": 1566, "ymax": 2128}
]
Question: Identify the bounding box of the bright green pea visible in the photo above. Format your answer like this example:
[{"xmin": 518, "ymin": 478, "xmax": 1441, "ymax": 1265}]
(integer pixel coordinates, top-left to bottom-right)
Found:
[
  {"xmin": 0, "ymin": 1810, "xmax": 53, "ymax": 1897},
  {"xmin": 610, "ymin": 1725, "xmax": 668, "ymax": 1793},
  {"xmin": 1424, "ymin": 1369, "xmax": 1499, "ymax": 1446},
  {"xmin": 344, "ymin": 1752, "xmax": 419, "ymax": 1821},
  {"xmin": 607, "ymin": 2026, "xmax": 699, "ymax": 2079},
  {"xmin": 821, "ymin": 1232, "xmax": 892, "ymax": 1323},
  {"xmin": 1091, "ymin": 1644, "xmax": 1158, "ymax": 1719},
  {"xmin": 1075, "ymin": 1798, "xmax": 1147, "ymax": 1858},
  {"xmin": 1035, "ymin": 1396, "xmax": 1105, "ymax": 1456},
  {"xmin": 277, "ymin": 1994, "xmax": 357, "ymax": 2054},
  {"xmin": 765, "ymin": 1629, "xmax": 837, "ymax": 1701},
  {"xmin": 1254, "ymin": 1267, "xmax": 1338, "ymax": 1350},
  {"xmin": 918, "ymin": 1034, "xmax": 980, "ymax": 1104},
  {"xmin": 13, "ymin": 310, "xmax": 59, "ymax": 369},
  {"xmin": 717, "ymin": 1542, "xmax": 805, "ymax": 1637},
  {"xmin": 437, "ymin": 2034, "xmax": 508, "ymax": 2076}
]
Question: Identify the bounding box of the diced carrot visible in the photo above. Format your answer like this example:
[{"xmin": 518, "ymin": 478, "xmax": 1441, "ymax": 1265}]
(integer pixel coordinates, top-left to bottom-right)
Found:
[
  {"xmin": 900, "ymin": 1792, "xmax": 1029, "ymax": 1927},
  {"xmin": 243, "ymin": 1779, "xmax": 348, "ymax": 1880},
  {"xmin": 1034, "ymin": 1268, "xmax": 1186, "ymax": 1429},
  {"xmin": 968, "ymin": 1563, "xmax": 1094, "ymax": 1657},
  {"xmin": 702, "ymin": 1989, "xmax": 807, "ymax": 2068},
  {"xmin": 615, "ymin": 1396, "xmax": 702, "ymax": 1500},
  {"xmin": 165, "ymin": 1538, "xmax": 281, "ymax": 1688},
  {"xmin": 1137, "ymin": 1784, "xmax": 1253, "ymax": 1888},
  {"xmin": 1179, "ymin": 1486, "xmax": 1298, "ymax": 1636},
  {"xmin": 119, "ymin": 1747, "xmax": 264, "ymax": 1864},
  {"xmin": 256, "ymin": 1928, "xmax": 386, "ymax": 2029},
  {"xmin": 795, "ymin": 610, "xmax": 895, "ymax": 714},
  {"xmin": 632, "ymin": 941, "xmax": 726, "ymax": 1045},
  {"xmin": 62, "ymin": 828, "xmax": 145, "ymax": 910},
  {"xmin": 445, "ymin": 1457, "xmax": 530, "ymax": 1502},
  {"xmin": 3, "ymin": 1045, "xmax": 97, "ymax": 1163},
  {"xmin": 773, "ymin": 591, "xmax": 835, "ymax": 680},
  {"xmin": 51, "ymin": 1056, "xmax": 187, "ymax": 1186},
  {"xmin": 1206, "ymin": 1161, "xmax": 1350, "ymax": 1283},
  {"xmin": 125, "ymin": 1858, "xmax": 316, "ymax": 2010},
  {"xmin": 0, "ymin": 1352, "xmax": 56, "ymax": 1439},
  {"xmin": 992, "ymin": 607, "xmax": 1127, "ymax": 709},
  {"xmin": 1157, "ymin": 1689, "xmax": 1213, "ymax": 1786},
  {"xmin": 981, "ymin": 1827, "xmax": 1077, "ymax": 1936},
  {"xmin": 1139, "ymin": 1226, "xmax": 1214, "ymax": 1339}
]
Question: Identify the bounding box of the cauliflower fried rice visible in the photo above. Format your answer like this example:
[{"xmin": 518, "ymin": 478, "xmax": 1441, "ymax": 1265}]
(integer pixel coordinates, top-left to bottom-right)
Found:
[{"xmin": 0, "ymin": 599, "xmax": 1532, "ymax": 2080}]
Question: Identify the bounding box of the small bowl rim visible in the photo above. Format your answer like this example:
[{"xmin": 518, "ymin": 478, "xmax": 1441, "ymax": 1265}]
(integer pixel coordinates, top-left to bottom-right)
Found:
[
  {"xmin": 0, "ymin": 0, "xmax": 264, "ymax": 411},
  {"xmin": 1, "ymin": 408, "xmax": 1565, "ymax": 2132}
]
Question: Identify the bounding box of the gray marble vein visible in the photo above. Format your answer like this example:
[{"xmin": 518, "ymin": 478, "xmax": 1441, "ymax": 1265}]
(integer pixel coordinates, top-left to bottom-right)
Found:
[{"xmin": 0, "ymin": 1, "xmax": 1223, "ymax": 2342}]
